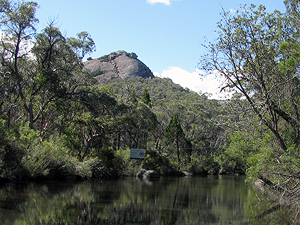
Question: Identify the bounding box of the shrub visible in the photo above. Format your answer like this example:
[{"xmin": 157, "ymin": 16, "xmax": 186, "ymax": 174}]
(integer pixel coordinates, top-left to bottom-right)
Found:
[
  {"xmin": 188, "ymin": 153, "xmax": 218, "ymax": 175},
  {"xmin": 0, "ymin": 143, "xmax": 28, "ymax": 180},
  {"xmin": 22, "ymin": 136, "xmax": 93, "ymax": 180},
  {"xmin": 0, "ymin": 121, "xmax": 29, "ymax": 180},
  {"xmin": 142, "ymin": 150, "xmax": 170, "ymax": 173},
  {"xmin": 92, "ymin": 147, "xmax": 127, "ymax": 179}
]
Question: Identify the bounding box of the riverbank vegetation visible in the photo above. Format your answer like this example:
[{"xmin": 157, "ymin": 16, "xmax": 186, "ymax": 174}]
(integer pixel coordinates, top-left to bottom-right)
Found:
[{"xmin": 200, "ymin": 0, "xmax": 300, "ymax": 221}]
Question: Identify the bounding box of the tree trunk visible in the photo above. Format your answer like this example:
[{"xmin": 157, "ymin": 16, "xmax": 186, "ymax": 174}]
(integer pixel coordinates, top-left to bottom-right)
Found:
[
  {"xmin": 176, "ymin": 135, "xmax": 180, "ymax": 163},
  {"xmin": 28, "ymin": 100, "xmax": 34, "ymax": 129}
]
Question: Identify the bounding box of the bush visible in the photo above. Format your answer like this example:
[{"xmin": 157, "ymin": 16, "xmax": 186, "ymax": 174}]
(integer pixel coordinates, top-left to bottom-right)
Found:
[
  {"xmin": 0, "ymin": 121, "xmax": 29, "ymax": 180},
  {"xmin": 188, "ymin": 153, "xmax": 218, "ymax": 175},
  {"xmin": 92, "ymin": 147, "xmax": 127, "ymax": 179},
  {"xmin": 142, "ymin": 150, "xmax": 170, "ymax": 173},
  {"xmin": 214, "ymin": 153, "xmax": 237, "ymax": 175},
  {"xmin": 22, "ymin": 135, "xmax": 93, "ymax": 180},
  {"xmin": 0, "ymin": 143, "xmax": 28, "ymax": 180}
]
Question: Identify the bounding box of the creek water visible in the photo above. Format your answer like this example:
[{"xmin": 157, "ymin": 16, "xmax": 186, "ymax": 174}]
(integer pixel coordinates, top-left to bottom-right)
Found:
[{"xmin": 0, "ymin": 175, "xmax": 294, "ymax": 224}]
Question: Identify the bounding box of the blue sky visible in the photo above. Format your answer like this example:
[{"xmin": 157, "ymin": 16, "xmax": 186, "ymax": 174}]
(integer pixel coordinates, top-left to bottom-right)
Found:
[{"xmin": 33, "ymin": 0, "xmax": 286, "ymax": 98}]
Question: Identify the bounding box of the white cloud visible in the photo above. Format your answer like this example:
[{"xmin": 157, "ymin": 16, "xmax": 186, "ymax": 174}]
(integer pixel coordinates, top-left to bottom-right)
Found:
[
  {"xmin": 0, "ymin": 31, "xmax": 35, "ymax": 59},
  {"xmin": 154, "ymin": 67, "xmax": 233, "ymax": 99},
  {"xmin": 147, "ymin": 0, "xmax": 171, "ymax": 6},
  {"xmin": 230, "ymin": 8, "xmax": 238, "ymax": 13}
]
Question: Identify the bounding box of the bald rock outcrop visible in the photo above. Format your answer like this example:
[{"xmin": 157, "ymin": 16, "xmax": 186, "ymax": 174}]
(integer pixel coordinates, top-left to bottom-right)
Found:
[{"xmin": 84, "ymin": 51, "xmax": 154, "ymax": 84}]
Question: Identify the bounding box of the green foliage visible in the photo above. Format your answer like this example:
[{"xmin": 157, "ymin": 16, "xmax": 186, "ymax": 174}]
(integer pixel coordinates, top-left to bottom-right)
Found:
[
  {"xmin": 19, "ymin": 123, "xmax": 40, "ymax": 148},
  {"xmin": 165, "ymin": 114, "xmax": 183, "ymax": 140},
  {"xmin": 142, "ymin": 150, "xmax": 170, "ymax": 173},
  {"xmin": 92, "ymin": 147, "xmax": 127, "ymax": 178},
  {"xmin": 215, "ymin": 131, "xmax": 259, "ymax": 175},
  {"xmin": 0, "ymin": 144, "xmax": 27, "ymax": 180},
  {"xmin": 67, "ymin": 31, "xmax": 96, "ymax": 59},
  {"xmin": 164, "ymin": 113, "xmax": 188, "ymax": 164},
  {"xmin": 129, "ymin": 89, "xmax": 138, "ymax": 104},
  {"xmin": 0, "ymin": 1, "xmax": 95, "ymax": 129},
  {"xmin": 22, "ymin": 135, "xmax": 93, "ymax": 179},
  {"xmin": 200, "ymin": 2, "xmax": 300, "ymax": 151},
  {"xmin": 141, "ymin": 88, "xmax": 151, "ymax": 107},
  {"xmin": 187, "ymin": 153, "xmax": 217, "ymax": 175}
]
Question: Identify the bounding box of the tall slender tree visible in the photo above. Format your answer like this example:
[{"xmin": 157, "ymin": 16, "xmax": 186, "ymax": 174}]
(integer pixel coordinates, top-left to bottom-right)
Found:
[
  {"xmin": 141, "ymin": 88, "xmax": 152, "ymax": 108},
  {"xmin": 165, "ymin": 113, "xmax": 185, "ymax": 163}
]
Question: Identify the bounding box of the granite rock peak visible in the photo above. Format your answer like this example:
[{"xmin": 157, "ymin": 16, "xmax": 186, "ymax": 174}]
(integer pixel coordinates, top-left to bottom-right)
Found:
[{"xmin": 84, "ymin": 50, "xmax": 154, "ymax": 83}]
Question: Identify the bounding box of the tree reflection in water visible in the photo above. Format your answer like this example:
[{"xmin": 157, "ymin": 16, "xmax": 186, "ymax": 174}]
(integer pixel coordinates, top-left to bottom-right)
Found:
[{"xmin": 0, "ymin": 176, "xmax": 297, "ymax": 224}]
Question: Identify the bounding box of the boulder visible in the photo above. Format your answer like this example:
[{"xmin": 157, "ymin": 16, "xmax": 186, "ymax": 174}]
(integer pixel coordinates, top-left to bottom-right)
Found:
[
  {"xmin": 161, "ymin": 166, "xmax": 185, "ymax": 176},
  {"xmin": 136, "ymin": 168, "xmax": 147, "ymax": 178},
  {"xmin": 142, "ymin": 170, "xmax": 160, "ymax": 179},
  {"xmin": 136, "ymin": 169, "xmax": 160, "ymax": 179},
  {"xmin": 255, "ymin": 179, "xmax": 266, "ymax": 192},
  {"xmin": 183, "ymin": 171, "xmax": 194, "ymax": 176}
]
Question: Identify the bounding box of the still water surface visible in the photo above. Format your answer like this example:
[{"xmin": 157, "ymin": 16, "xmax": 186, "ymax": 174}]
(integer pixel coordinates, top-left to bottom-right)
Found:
[{"xmin": 0, "ymin": 175, "xmax": 293, "ymax": 224}]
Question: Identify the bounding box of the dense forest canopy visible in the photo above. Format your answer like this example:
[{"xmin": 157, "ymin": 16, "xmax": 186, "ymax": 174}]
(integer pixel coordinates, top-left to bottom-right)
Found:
[{"xmin": 2, "ymin": 1, "xmax": 300, "ymax": 218}]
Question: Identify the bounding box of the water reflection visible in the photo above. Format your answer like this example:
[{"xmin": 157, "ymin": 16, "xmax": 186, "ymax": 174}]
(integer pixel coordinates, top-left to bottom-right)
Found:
[{"xmin": 0, "ymin": 176, "xmax": 295, "ymax": 224}]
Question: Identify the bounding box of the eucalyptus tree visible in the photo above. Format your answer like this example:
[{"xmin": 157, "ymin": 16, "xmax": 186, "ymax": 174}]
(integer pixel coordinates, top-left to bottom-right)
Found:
[
  {"xmin": 68, "ymin": 31, "xmax": 96, "ymax": 60},
  {"xmin": 63, "ymin": 90, "xmax": 118, "ymax": 161},
  {"xmin": 200, "ymin": 0, "xmax": 300, "ymax": 206},
  {"xmin": 200, "ymin": 4, "xmax": 299, "ymax": 151},
  {"xmin": 32, "ymin": 24, "xmax": 96, "ymax": 132},
  {"xmin": 0, "ymin": 1, "xmax": 95, "ymax": 130},
  {"xmin": 123, "ymin": 101, "xmax": 158, "ymax": 149},
  {"xmin": 0, "ymin": 1, "xmax": 38, "ymax": 129}
]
